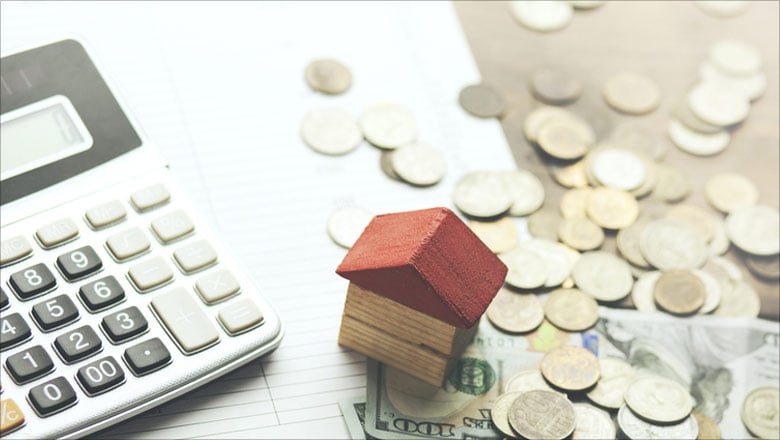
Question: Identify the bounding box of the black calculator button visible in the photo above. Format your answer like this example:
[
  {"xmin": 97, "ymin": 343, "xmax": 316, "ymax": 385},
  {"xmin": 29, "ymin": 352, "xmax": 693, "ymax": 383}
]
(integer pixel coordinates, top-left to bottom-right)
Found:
[
  {"xmin": 28, "ymin": 376, "xmax": 77, "ymax": 417},
  {"xmin": 76, "ymin": 356, "xmax": 124, "ymax": 396},
  {"xmin": 1, "ymin": 287, "xmax": 8, "ymax": 310},
  {"xmin": 31, "ymin": 295, "xmax": 79, "ymax": 331},
  {"xmin": 79, "ymin": 276, "xmax": 125, "ymax": 312},
  {"xmin": 101, "ymin": 307, "xmax": 148, "ymax": 343},
  {"xmin": 56, "ymin": 246, "xmax": 102, "ymax": 281},
  {"xmin": 0, "ymin": 313, "xmax": 32, "ymax": 351},
  {"xmin": 9, "ymin": 263, "xmax": 56, "ymax": 300},
  {"xmin": 5, "ymin": 345, "xmax": 54, "ymax": 384},
  {"xmin": 124, "ymin": 338, "xmax": 171, "ymax": 376},
  {"xmin": 54, "ymin": 326, "xmax": 102, "ymax": 363}
]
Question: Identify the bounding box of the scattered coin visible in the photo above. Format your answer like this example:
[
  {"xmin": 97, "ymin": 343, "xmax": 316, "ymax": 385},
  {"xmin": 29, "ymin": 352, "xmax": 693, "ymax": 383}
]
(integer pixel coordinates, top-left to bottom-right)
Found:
[
  {"xmin": 672, "ymin": 98, "xmax": 723, "ymax": 135},
  {"xmin": 572, "ymin": 251, "xmax": 633, "ymax": 302},
  {"xmin": 625, "ymin": 375, "xmax": 694, "ymax": 423},
  {"xmin": 652, "ymin": 163, "xmax": 691, "ymax": 202},
  {"xmin": 573, "ymin": 403, "xmax": 616, "ymax": 440},
  {"xmin": 501, "ymin": 247, "xmax": 549, "ymax": 289},
  {"xmin": 487, "ymin": 288, "xmax": 545, "ymax": 333},
  {"xmin": 700, "ymin": 60, "xmax": 767, "ymax": 102},
  {"xmin": 491, "ymin": 391, "xmax": 525, "ymax": 437},
  {"xmin": 741, "ymin": 386, "xmax": 780, "ymax": 440},
  {"xmin": 693, "ymin": 411, "xmax": 722, "ymax": 440},
  {"xmin": 714, "ymin": 279, "xmax": 761, "ymax": 318},
  {"xmin": 617, "ymin": 405, "xmax": 699, "ymax": 440},
  {"xmin": 653, "ymin": 270, "xmax": 706, "ymax": 315},
  {"xmin": 692, "ymin": 269, "xmax": 722, "ymax": 314},
  {"xmin": 469, "ymin": 217, "xmax": 518, "ymax": 254},
  {"xmin": 590, "ymin": 148, "xmax": 647, "ymax": 190},
  {"xmin": 544, "ymin": 288, "xmax": 599, "ymax": 331},
  {"xmin": 726, "ymin": 205, "xmax": 780, "ymax": 256},
  {"xmin": 631, "ymin": 271, "xmax": 662, "ymax": 313},
  {"xmin": 609, "ymin": 122, "xmax": 669, "ymax": 162},
  {"xmin": 502, "ymin": 169, "xmax": 546, "ymax": 216},
  {"xmin": 326, "ymin": 207, "xmax": 373, "ymax": 249},
  {"xmin": 549, "ymin": 159, "xmax": 589, "ymax": 188},
  {"xmin": 509, "ymin": 390, "xmax": 577, "ymax": 440},
  {"xmin": 390, "ymin": 143, "xmax": 446, "ymax": 186},
  {"xmin": 359, "ymin": 102, "xmax": 417, "ymax": 149},
  {"xmin": 665, "ymin": 204, "xmax": 719, "ymax": 243},
  {"xmin": 704, "ymin": 172, "xmax": 759, "ymax": 214},
  {"xmin": 300, "ymin": 108, "xmax": 362, "ymax": 155},
  {"xmin": 708, "ymin": 38, "xmax": 762, "ymax": 77},
  {"xmin": 528, "ymin": 208, "xmax": 562, "ymax": 241},
  {"xmin": 560, "ymin": 187, "xmax": 592, "ymax": 219},
  {"xmin": 668, "ymin": 119, "xmax": 730, "ymax": 156},
  {"xmin": 745, "ymin": 254, "xmax": 780, "ymax": 280},
  {"xmin": 458, "ymin": 83, "xmax": 506, "ymax": 118},
  {"xmin": 558, "ymin": 216, "xmax": 605, "ymax": 251},
  {"xmin": 640, "ymin": 219, "xmax": 708, "ymax": 270},
  {"xmin": 617, "ymin": 220, "xmax": 652, "ymax": 268},
  {"xmin": 688, "ymin": 82, "xmax": 750, "ymax": 127},
  {"xmin": 379, "ymin": 151, "xmax": 403, "ymax": 182},
  {"xmin": 708, "ymin": 221, "xmax": 731, "ymax": 256},
  {"xmin": 453, "ymin": 171, "xmax": 512, "ymax": 218},
  {"xmin": 695, "ymin": 0, "xmax": 749, "ymax": 18},
  {"xmin": 586, "ymin": 187, "xmax": 639, "ymax": 230},
  {"xmin": 541, "ymin": 345, "xmax": 600, "ymax": 391},
  {"xmin": 520, "ymin": 240, "xmax": 573, "ymax": 287},
  {"xmin": 537, "ymin": 119, "xmax": 592, "ymax": 160},
  {"xmin": 524, "ymin": 106, "xmax": 577, "ymax": 143},
  {"xmin": 603, "ymin": 71, "xmax": 661, "ymax": 115},
  {"xmin": 509, "ymin": 0, "xmax": 574, "ymax": 33},
  {"xmin": 504, "ymin": 370, "xmax": 556, "ymax": 394},
  {"xmin": 305, "ymin": 58, "xmax": 352, "ymax": 94},
  {"xmin": 586, "ymin": 357, "xmax": 636, "ymax": 409},
  {"xmin": 530, "ymin": 68, "xmax": 583, "ymax": 104}
]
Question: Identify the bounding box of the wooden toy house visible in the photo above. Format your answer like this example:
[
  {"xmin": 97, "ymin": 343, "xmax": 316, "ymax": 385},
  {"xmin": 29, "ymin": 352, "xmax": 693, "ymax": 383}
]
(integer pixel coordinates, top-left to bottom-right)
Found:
[{"xmin": 336, "ymin": 207, "xmax": 507, "ymax": 386}]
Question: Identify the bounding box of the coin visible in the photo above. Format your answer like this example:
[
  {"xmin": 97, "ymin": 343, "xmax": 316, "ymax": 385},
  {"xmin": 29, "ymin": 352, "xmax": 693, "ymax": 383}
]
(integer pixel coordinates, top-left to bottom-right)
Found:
[
  {"xmin": 586, "ymin": 358, "xmax": 636, "ymax": 409},
  {"xmin": 509, "ymin": 390, "xmax": 576, "ymax": 440},
  {"xmin": 617, "ymin": 405, "xmax": 699, "ymax": 440},
  {"xmin": 486, "ymin": 289, "xmax": 545, "ymax": 333},
  {"xmin": 714, "ymin": 279, "xmax": 761, "ymax": 318},
  {"xmin": 626, "ymin": 375, "xmax": 694, "ymax": 423},
  {"xmin": 300, "ymin": 108, "xmax": 362, "ymax": 155},
  {"xmin": 304, "ymin": 58, "xmax": 352, "ymax": 94},
  {"xmin": 504, "ymin": 370, "xmax": 555, "ymax": 394},
  {"xmin": 668, "ymin": 119, "xmax": 730, "ymax": 156},
  {"xmin": 586, "ymin": 187, "xmax": 639, "ymax": 230},
  {"xmin": 672, "ymin": 98, "xmax": 723, "ymax": 135},
  {"xmin": 458, "ymin": 83, "xmax": 506, "ymax": 118},
  {"xmin": 326, "ymin": 207, "xmax": 373, "ymax": 249},
  {"xmin": 665, "ymin": 204, "xmax": 719, "ymax": 243},
  {"xmin": 745, "ymin": 254, "xmax": 780, "ymax": 280},
  {"xmin": 524, "ymin": 106, "xmax": 576, "ymax": 143},
  {"xmin": 741, "ymin": 386, "xmax": 780, "ymax": 440},
  {"xmin": 617, "ymin": 220, "xmax": 651, "ymax": 268},
  {"xmin": 700, "ymin": 61, "xmax": 767, "ymax": 102},
  {"xmin": 537, "ymin": 119, "xmax": 592, "ymax": 160},
  {"xmin": 688, "ymin": 82, "xmax": 750, "ymax": 127},
  {"xmin": 590, "ymin": 148, "xmax": 647, "ymax": 190},
  {"xmin": 692, "ymin": 411, "xmax": 721, "ymax": 440},
  {"xmin": 453, "ymin": 171, "xmax": 512, "ymax": 218},
  {"xmin": 509, "ymin": 0, "xmax": 573, "ymax": 33},
  {"xmin": 541, "ymin": 346, "xmax": 600, "ymax": 391},
  {"xmin": 544, "ymin": 288, "xmax": 599, "ymax": 332},
  {"xmin": 502, "ymin": 169, "xmax": 545, "ymax": 216},
  {"xmin": 653, "ymin": 270, "xmax": 706, "ymax": 315},
  {"xmin": 530, "ymin": 68, "xmax": 583, "ymax": 104},
  {"xmin": 631, "ymin": 271, "xmax": 662, "ymax": 313},
  {"xmin": 708, "ymin": 221, "xmax": 731, "ymax": 256},
  {"xmin": 609, "ymin": 122, "xmax": 669, "ymax": 162},
  {"xmin": 639, "ymin": 219, "xmax": 708, "ymax": 270},
  {"xmin": 572, "ymin": 251, "xmax": 633, "ymax": 302},
  {"xmin": 708, "ymin": 38, "xmax": 762, "ymax": 76},
  {"xmin": 652, "ymin": 163, "xmax": 691, "ymax": 202},
  {"xmin": 491, "ymin": 391, "xmax": 525, "ymax": 437},
  {"xmin": 469, "ymin": 217, "xmax": 518, "ymax": 254},
  {"xmin": 704, "ymin": 172, "xmax": 759, "ymax": 214},
  {"xmin": 560, "ymin": 187, "xmax": 592, "ymax": 219},
  {"xmin": 726, "ymin": 205, "xmax": 780, "ymax": 256},
  {"xmin": 528, "ymin": 208, "xmax": 562, "ymax": 241},
  {"xmin": 519, "ymin": 240, "xmax": 573, "ymax": 287},
  {"xmin": 558, "ymin": 217, "xmax": 605, "ymax": 251},
  {"xmin": 603, "ymin": 72, "xmax": 661, "ymax": 115},
  {"xmin": 550, "ymin": 159, "xmax": 589, "ymax": 188},
  {"xmin": 500, "ymin": 247, "xmax": 549, "ymax": 289},
  {"xmin": 390, "ymin": 143, "xmax": 446, "ymax": 186},
  {"xmin": 573, "ymin": 403, "xmax": 616, "ymax": 440},
  {"xmin": 695, "ymin": 1, "xmax": 749, "ymax": 18},
  {"xmin": 359, "ymin": 102, "xmax": 417, "ymax": 149},
  {"xmin": 379, "ymin": 151, "xmax": 403, "ymax": 182},
  {"xmin": 692, "ymin": 269, "xmax": 722, "ymax": 314}
]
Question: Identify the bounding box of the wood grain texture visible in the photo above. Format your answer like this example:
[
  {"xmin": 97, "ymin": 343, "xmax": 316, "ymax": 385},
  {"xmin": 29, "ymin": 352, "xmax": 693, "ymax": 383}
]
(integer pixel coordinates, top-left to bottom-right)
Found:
[{"xmin": 454, "ymin": 0, "xmax": 779, "ymax": 319}]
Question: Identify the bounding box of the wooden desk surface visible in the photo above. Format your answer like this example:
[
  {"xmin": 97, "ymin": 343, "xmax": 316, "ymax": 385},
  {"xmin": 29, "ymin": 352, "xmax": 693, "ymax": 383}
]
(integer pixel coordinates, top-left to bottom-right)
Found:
[{"xmin": 454, "ymin": 1, "xmax": 779, "ymax": 319}]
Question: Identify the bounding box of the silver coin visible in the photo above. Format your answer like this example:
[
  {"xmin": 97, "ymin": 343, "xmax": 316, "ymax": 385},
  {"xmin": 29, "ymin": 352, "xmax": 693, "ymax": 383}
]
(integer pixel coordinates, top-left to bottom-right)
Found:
[
  {"xmin": 691, "ymin": 269, "xmax": 721, "ymax": 314},
  {"xmin": 459, "ymin": 83, "xmax": 506, "ymax": 118},
  {"xmin": 504, "ymin": 370, "xmax": 556, "ymax": 394},
  {"xmin": 741, "ymin": 386, "xmax": 780, "ymax": 440},
  {"xmin": 725, "ymin": 205, "xmax": 780, "ymax": 256},
  {"xmin": 509, "ymin": 390, "xmax": 576, "ymax": 440},
  {"xmin": 519, "ymin": 239, "xmax": 572, "ymax": 287},
  {"xmin": 704, "ymin": 172, "xmax": 759, "ymax": 214},
  {"xmin": 625, "ymin": 375, "xmax": 694, "ymax": 423},
  {"xmin": 688, "ymin": 82, "xmax": 750, "ymax": 127},
  {"xmin": 714, "ymin": 279, "xmax": 761, "ymax": 318},
  {"xmin": 591, "ymin": 148, "xmax": 647, "ymax": 190},
  {"xmin": 618, "ymin": 405, "xmax": 698, "ymax": 440},
  {"xmin": 390, "ymin": 143, "xmax": 446, "ymax": 186},
  {"xmin": 708, "ymin": 38, "xmax": 762, "ymax": 76},
  {"xmin": 501, "ymin": 169, "xmax": 545, "ymax": 216},
  {"xmin": 491, "ymin": 391, "xmax": 525, "ymax": 437},
  {"xmin": 530, "ymin": 68, "xmax": 583, "ymax": 104},
  {"xmin": 639, "ymin": 219, "xmax": 708, "ymax": 270},
  {"xmin": 326, "ymin": 207, "xmax": 373, "ymax": 249},
  {"xmin": 500, "ymin": 247, "xmax": 548, "ymax": 289},
  {"xmin": 700, "ymin": 61, "xmax": 767, "ymax": 102},
  {"xmin": 359, "ymin": 102, "xmax": 417, "ymax": 149},
  {"xmin": 609, "ymin": 122, "xmax": 669, "ymax": 162},
  {"xmin": 617, "ymin": 220, "xmax": 652, "ymax": 268},
  {"xmin": 695, "ymin": 1, "xmax": 749, "ymax": 18},
  {"xmin": 523, "ymin": 106, "xmax": 576, "ymax": 143},
  {"xmin": 453, "ymin": 171, "xmax": 512, "ymax": 218},
  {"xmin": 631, "ymin": 271, "xmax": 662, "ymax": 313},
  {"xmin": 652, "ymin": 163, "xmax": 692, "ymax": 203},
  {"xmin": 379, "ymin": 151, "xmax": 403, "ymax": 182},
  {"xmin": 300, "ymin": 108, "xmax": 362, "ymax": 155},
  {"xmin": 672, "ymin": 97, "xmax": 723, "ymax": 135},
  {"xmin": 573, "ymin": 403, "xmax": 616, "ymax": 440},
  {"xmin": 586, "ymin": 357, "xmax": 636, "ymax": 409},
  {"xmin": 708, "ymin": 221, "xmax": 731, "ymax": 256},
  {"xmin": 603, "ymin": 72, "xmax": 661, "ymax": 115},
  {"xmin": 572, "ymin": 251, "xmax": 633, "ymax": 302},
  {"xmin": 668, "ymin": 119, "xmax": 730, "ymax": 156},
  {"xmin": 509, "ymin": 0, "xmax": 573, "ymax": 33},
  {"xmin": 304, "ymin": 58, "xmax": 352, "ymax": 95}
]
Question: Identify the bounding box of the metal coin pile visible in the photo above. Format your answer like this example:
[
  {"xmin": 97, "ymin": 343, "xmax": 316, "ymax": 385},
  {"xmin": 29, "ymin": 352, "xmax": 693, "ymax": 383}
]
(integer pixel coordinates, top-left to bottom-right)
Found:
[{"xmin": 508, "ymin": 0, "xmax": 605, "ymax": 33}]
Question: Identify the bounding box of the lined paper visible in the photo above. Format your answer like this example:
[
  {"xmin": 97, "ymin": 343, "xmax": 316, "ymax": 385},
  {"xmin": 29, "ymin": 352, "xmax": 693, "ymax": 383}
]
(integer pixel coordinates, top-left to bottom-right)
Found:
[{"xmin": 1, "ymin": 2, "xmax": 516, "ymax": 437}]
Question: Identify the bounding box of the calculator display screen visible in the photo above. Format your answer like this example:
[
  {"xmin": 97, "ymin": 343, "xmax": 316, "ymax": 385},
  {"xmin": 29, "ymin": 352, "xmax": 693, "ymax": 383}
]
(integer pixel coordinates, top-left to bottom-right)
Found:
[{"xmin": 1, "ymin": 95, "xmax": 93, "ymax": 181}]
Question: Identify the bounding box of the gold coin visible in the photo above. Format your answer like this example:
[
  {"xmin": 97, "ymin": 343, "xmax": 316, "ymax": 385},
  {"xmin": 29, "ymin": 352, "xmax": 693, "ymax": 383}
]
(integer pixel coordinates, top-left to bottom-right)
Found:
[
  {"xmin": 541, "ymin": 346, "xmax": 600, "ymax": 391},
  {"xmin": 652, "ymin": 164, "xmax": 691, "ymax": 202},
  {"xmin": 693, "ymin": 411, "xmax": 721, "ymax": 440},
  {"xmin": 704, "ymin": 172, "xmax": 759, "ymax": 214},
  {"xmin": 560, "ymin": 188, "xmax": 592, "ymax": 219},
  {"xmin": 544, "ymin": 288, "xmax": 599, "ymax": 332},
  {"xmin": 602, "ymin": 71, "xmax": 661, "ymax": 115},
  {"xmin": 549, "ymin": 159, "xmax": 589, "ymax": 188},
  {"xmin": 537, "ymin": 118, "xmax": 594, "ymax": 160},
  {"xmin": 469, "ymin": 217, "xmax": 518, "ymax": 254},
  {"xmin": 491, "ymin": 391, "xmax": 524, "ymax": 437},
  {"xmin": 741, "ymin": 386, "xmax": 780, "ymax": 440},
  {"xmin": 486, "ymin": 288, "xmax": 544, "ymax": 333},
  {"xmin": 558, "ymin": 217, "xmax": 604, "ymax": 251},
  {"xmin": 528, "ymin": 209, "xmax": 562, "ymax": 241},
  {"xmin": 586, "ymin": 187, "xmax": 639, "ymax": 230},
  {"xmin": 653, "ymin": 270, "xmax": 706, "ymax": 315}
]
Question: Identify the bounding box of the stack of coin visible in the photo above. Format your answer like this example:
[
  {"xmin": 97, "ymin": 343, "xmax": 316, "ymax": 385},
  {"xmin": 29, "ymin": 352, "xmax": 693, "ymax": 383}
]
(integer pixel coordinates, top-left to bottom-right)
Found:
[{"xmin": 619, "ymin": 375, "xmax": 699, "ymax": 439}]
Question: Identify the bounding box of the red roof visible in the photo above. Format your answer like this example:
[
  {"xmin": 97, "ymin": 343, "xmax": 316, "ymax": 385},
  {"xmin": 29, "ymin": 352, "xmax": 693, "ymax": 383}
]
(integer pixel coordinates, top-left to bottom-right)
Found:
[{"xmin": 336, "ymin": 207, "xmax": 507, "ymax": 328}]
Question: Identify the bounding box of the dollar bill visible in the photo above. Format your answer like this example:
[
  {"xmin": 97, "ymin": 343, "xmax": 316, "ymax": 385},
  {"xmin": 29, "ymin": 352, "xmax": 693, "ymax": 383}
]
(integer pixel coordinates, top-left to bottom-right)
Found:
[
  {"xmin": 339, "ymin": 395, "xmax": 374, "ymax": 440},
  {"xmin": 363, "ymin": 308, "xmax": 779, "ymax": 439}
]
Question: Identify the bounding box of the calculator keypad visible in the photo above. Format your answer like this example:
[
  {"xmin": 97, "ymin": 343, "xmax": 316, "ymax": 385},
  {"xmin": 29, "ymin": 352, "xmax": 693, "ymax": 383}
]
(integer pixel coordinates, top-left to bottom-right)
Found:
[
  {"xmin": 124, "ymin": 338, "xmax": 171, "ymax": 376},
  {"xmin": 127, "ymin": 257, "xmax": 173, "ymax": 292},
  {"xmin": 78, "ymin": 276, "xmax": 125, "ymax": 312},
  {"xmin": 1, "ymin": 399, "xmax": 26, "ymax": 434},
  {"xmin": 5, "ymin": 346, "xmax": 54, "ymax": 384},
  {"xmin": 9, "ymin": 264, "xmax": 56, "ymax": 300},
  {"xmin": 76, "ymin": 356, "xmax": 125, "ymax": 396},
  {"xmin": 0, "ymin": 313, "xmax": 32, "ymax": 351},
  {"xmin": 28, "ymin": 377, "xmax": 77, "ymax": 417},
  {"xmin": 85, "ymin": 200, "xmax": 126, "ymax": 230},
  {"xmin": 173, "ymin": 240, "xmax": 217, "ymax": 274},
  {"xmin": 101, "ymin": 306, "xmax": 148, "ymax": 344},
  {"xmin": 56, "ymin": 246, "xmax": 102, "ymax": 281},
  {"xmin": 0, "ymin": 236, "xmax": 33, "ymax": 267},
  {"xmin": 105, "ymin": 228, "xmax": 150, "ymax": 261},
  {"xmin": 54, "ymin": 326, "xmax": 102, "ymax": 364},
  {"xmin": 151, "ymin": 288, "xmax": 219, "ymax": 353},
  {"xmin": 35, "ymin": 219, "xmax": 79, "ymax": 249},
  {"xmin": 31, "ymin": 295, "xmax": 80, "ymax": 332}
]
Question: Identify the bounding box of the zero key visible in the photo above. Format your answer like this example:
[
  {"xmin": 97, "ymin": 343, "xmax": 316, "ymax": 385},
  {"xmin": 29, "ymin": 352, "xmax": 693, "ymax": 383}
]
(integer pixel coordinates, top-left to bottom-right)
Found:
[{"xmin": 1, "ymin": 398, "xmax": 25, "ymax": 434}]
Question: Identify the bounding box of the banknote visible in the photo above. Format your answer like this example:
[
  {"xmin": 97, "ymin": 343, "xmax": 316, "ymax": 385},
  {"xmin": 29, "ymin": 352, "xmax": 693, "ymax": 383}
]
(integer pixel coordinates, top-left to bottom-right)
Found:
[
  {"xmin": 339, "ymin": 395, "xmax": 374, "ymax": 440},
  {"xmin": 363, "ymin": 308, "xmax": 779, "ymax": 439}
]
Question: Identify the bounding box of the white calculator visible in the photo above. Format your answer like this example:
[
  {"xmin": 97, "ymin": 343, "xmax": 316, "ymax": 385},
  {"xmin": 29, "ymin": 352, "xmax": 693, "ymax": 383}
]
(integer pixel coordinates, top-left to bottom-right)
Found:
[{"xmin": 0, "ymin": 39, "xmax": 284, "ymax": 439}]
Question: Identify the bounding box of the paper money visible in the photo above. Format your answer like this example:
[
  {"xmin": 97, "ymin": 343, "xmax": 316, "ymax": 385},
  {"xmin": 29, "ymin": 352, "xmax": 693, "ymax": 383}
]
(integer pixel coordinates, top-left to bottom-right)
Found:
[
  {"xmin": 339, "ymin": 395, "xmax": 373, "ymax": 440},
  {"xmin": 363, "ymin": 308, "xmax": 778, "ymax": 439}
]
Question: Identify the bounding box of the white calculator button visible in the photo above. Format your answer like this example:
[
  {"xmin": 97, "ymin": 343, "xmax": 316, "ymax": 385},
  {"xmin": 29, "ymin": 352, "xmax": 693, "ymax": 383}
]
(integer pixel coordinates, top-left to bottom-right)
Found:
[
  {"xmin": 130, "ymin": 184, "xmax": 170, "ymax": 212},
  {"xmin": 151, "ymin": 210, "xmax": 195, "ymax": 243},
  {"xmin": 35, "ymin": 218, "xmax": 78, "ymax": 249},
  {"xmin": 195, "ymin": 269, "xmax": 240, "ymax": 304},
  {"xmin": 173, "ymin": 240, "xmax": 217, "ymax": 274},
  {"xmin": 106, "ymin": 228, "xmax": 151, "ymax": 261},
  {"xmin": 85, "ymin": 200, "xmax": 127, "ymax": 229},
  {"xmin": 0, "ymin": 236, "xmax": 33, "ymax": 267},
  {"xmin": 128, "ymin": 257, "xmax": 173, "ymax": 292},
  {"xmin": 218, "ymin": 299, "xmax": 264, "ymax": 335},
  {"xmin": 151, "ymin": 288, "xmax": 219, "ymax": 353}
]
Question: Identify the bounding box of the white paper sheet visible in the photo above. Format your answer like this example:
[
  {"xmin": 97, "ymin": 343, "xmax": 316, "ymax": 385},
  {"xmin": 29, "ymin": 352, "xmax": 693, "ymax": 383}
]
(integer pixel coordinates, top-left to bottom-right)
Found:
[{"xmin": 1, "ymin": 1, "xmax": 516, "ymax": 437}]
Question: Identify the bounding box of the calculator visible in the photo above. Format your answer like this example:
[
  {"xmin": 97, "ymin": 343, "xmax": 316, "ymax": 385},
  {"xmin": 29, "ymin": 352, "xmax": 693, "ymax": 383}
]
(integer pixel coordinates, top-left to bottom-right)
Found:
[{"xmin": 0, "ymin": 39, "xmax": 283, "ymax": 439}]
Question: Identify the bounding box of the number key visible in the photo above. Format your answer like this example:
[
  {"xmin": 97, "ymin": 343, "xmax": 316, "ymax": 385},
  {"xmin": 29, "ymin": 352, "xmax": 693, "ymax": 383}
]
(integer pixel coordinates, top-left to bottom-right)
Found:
[
  {"xmin": 76, "ymin": 356, "xmax": 124, "ymax": 396},
  {"xmin": 56, "ymin": 246, "xmax": 102, "ymax": 281},
  {"xmin": 54, "ymin": 325, "xmax": 102, "ymax": 363},
  {"xmin": 101, "ymin": 306, "xmax": 148, "ymax": 343},
  {"xmin": 79, "ymin": 276, "xmax": 125, "ymax": 312},
  {"xmin": 124, "ymin": 338, "xmax": 171, "ymax": 376},
  {"xmin": 0, "ymin": 313, "xmax": 32, "ymax": 351},
  {"xmin": 0, "ymin": 398, "xmax": 25, "ymax": 435},
  {"xmin": 9, "ymin": 263, "xmax": 56, "ymax": 300},
  {"xmin": 28, "ymin": 377, "xmax": 77, "ymax": 417},
  {"xmin": 31, "ymin": 295, "xmax": 79, "ymax": 331},
  {"xmin": 5, "ymin": 345, "xmax": 54, "ymax": 384}
]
